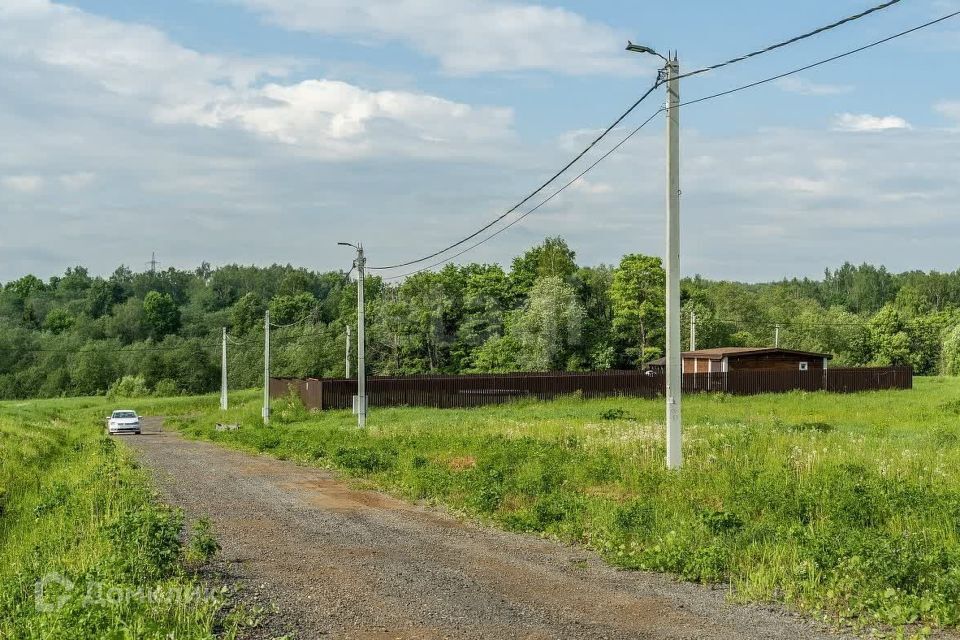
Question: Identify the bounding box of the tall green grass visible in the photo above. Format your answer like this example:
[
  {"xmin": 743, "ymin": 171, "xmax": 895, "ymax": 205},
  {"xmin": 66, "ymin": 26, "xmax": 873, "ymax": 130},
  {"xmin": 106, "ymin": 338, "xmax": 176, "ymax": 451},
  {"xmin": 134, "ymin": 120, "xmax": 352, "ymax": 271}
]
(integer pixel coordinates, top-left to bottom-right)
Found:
[
  {"xmin": 0, "ymin": 399, "xmax": 250, "ymax": 639},
  {"xmin": 166, "ymin": 379, "xmax": 960, "ymax": 634}
]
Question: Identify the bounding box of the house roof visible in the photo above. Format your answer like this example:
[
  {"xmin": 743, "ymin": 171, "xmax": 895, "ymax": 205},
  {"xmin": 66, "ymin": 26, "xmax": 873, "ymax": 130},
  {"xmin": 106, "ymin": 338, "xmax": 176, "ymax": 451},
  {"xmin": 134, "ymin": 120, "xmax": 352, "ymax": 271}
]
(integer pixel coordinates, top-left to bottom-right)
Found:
[{"xmin": 646, "ymin": 347, "xmax": 833, "ymax": 367}]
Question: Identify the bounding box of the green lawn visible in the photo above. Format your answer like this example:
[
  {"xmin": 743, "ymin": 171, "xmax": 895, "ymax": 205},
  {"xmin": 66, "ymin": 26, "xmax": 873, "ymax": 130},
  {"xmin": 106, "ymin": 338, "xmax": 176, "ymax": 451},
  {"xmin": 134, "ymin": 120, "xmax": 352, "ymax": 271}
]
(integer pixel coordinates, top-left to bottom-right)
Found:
[
  {"xmin": 0, "ymin": 397, "xmax": 252, "ymax": 639},
  {"xmin": 170, "ymin": 377, "xmax": 960, "ymax": 635}
]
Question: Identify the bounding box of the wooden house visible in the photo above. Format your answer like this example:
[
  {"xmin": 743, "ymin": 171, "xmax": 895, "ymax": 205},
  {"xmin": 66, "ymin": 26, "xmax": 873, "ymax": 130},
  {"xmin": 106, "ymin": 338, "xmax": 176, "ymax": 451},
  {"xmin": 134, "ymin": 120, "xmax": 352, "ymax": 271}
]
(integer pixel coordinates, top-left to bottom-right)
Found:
[{"xmin": 647, "ymin": 347, "xmax": 832, "ymax": 374}]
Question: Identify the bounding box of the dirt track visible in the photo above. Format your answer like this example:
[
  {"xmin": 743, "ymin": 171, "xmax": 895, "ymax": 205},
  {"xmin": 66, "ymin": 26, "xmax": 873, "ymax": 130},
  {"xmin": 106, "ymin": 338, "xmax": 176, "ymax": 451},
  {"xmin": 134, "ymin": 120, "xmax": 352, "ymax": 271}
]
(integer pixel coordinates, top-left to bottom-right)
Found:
[{"xmin": 128, "ymin": 419, "xmax": 847, "ymax": 640}]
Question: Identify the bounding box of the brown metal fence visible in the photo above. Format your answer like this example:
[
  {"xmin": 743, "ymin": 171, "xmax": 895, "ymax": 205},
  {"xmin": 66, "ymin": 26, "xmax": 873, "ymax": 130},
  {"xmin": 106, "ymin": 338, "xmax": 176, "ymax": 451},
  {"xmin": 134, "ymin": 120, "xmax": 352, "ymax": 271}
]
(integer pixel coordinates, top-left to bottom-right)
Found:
[{"xmin": 270, "ymin": 366, "xmax": 912, "ymax": 411}]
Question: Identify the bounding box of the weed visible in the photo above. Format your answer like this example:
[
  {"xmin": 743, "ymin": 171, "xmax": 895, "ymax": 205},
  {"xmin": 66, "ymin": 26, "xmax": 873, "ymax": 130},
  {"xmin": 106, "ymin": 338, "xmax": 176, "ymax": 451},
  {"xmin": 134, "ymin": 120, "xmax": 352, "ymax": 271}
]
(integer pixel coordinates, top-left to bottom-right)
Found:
[
  {"xmin": 600, "ymin": 408, "xmax": 630, "ymax": 421},
  {"xmin": 333, "ymin": 445, "xmax": 396, "ymax": 473},
  {"xmin": 187, "ymin": 517, "xmax": 222, "ymax": 566}
]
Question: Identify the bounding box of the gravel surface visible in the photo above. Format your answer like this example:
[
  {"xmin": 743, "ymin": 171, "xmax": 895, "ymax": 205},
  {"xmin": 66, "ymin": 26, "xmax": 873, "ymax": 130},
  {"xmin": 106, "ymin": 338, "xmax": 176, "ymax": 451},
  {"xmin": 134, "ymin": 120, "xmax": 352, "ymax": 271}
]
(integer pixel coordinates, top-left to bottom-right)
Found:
[{"xmin": 127, "ymin": 418, "xmax": 851, "ymax": 640}]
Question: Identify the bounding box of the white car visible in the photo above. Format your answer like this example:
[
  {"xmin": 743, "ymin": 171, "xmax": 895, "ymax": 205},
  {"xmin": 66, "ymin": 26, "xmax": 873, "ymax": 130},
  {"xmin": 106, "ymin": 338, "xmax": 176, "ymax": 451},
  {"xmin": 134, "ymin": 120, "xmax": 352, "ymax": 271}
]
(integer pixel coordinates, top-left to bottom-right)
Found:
[{"xmin": 107, "ymin": 410, "xmax": 141, "ymax": 435}]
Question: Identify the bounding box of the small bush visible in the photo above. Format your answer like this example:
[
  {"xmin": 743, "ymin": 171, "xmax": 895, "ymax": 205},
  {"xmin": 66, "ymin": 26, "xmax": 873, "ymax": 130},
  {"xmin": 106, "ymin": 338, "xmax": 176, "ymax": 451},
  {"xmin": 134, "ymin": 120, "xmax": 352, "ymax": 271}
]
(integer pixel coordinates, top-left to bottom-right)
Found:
[
  {"xmin": 153, "ymin": 378, "xmax": 179, "ymax": 397},
  {"xmin": 186, "ymin": 517, "xmax": 221, "ymax": 566},
  {"xmin": 613, "ymin": 499, "xmax": 656, "ymax": 534},
  {"xmin": 700, "ymin": 509, "xmax": 744, "ymax": 535},
  {"xmin": 106, "ymin": 375, "xmax": 150, "ymax": 399},
  {"xmin": 600, "ymin": 408, "xmax": 630, "ymax": 421}
]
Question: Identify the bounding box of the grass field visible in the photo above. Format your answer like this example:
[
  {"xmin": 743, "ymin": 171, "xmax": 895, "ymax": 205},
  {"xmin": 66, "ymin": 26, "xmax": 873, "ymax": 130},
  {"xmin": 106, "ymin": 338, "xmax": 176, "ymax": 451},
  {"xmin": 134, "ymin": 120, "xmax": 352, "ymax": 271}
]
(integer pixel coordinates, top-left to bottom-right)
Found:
[
  {"xmin": 166, "ymin": 377, "xmax": 960, "ymax": 635},
  {"xmin": 0, "ymin": 397, "xmax": 253, "ymax": 639},
  {"xmin": 5, "ymin": 380, "xmax": 960, "ymax": 637}
]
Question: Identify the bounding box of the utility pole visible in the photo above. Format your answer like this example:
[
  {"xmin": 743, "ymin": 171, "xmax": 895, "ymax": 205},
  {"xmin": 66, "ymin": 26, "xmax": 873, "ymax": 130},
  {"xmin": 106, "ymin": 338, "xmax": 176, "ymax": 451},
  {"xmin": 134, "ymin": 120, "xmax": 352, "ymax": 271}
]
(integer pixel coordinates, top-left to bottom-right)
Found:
[
  {"xmin": 338, "ymin": 242, "xmax": 367, "ymax": 428},
  {"xmin": 625, "ymin": 42, "xmax": 681, "ymax": 470},
  {"xmin": 775, "ymin": 323, "xmax": 781, "ymax": 348},
  {"xmin": 345, "ymin": 325, "xmax": 351, "ymax": 378},
  {"xmin": 689, "ymin": 310, "xmax": 697, "ymax": 352},
  {"xmin": 220, "ymin": 327, "xmax": 228, "ymax": 411},
  {"xmin": 356, "ymin": 245, "xmax": 367, "ymax": 428},
  {"xmin": 263, "ymin": 309, "xmax": 270, "ymax": 424},
  {"xmin": 664, "ymin": 53, "xmax": 682, "ymax": 470}
]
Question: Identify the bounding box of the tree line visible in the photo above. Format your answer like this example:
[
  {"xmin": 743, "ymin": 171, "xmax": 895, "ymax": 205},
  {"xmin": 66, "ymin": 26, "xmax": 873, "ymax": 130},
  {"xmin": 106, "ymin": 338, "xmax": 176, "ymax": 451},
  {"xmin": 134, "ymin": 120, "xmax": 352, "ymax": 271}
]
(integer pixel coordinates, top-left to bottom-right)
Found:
[{"xmin": 2, "ymin": 237, "xmax": 959, "ymax": 399}]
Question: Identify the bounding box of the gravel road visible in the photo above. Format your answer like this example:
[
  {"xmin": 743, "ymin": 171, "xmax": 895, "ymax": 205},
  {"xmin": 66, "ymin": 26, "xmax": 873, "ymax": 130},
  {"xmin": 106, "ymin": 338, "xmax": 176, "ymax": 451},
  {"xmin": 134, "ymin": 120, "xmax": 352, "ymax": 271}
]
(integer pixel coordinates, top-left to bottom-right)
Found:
[{"xmin": 127, "ymin": 418, "xmax": 849, "ymax": 640}]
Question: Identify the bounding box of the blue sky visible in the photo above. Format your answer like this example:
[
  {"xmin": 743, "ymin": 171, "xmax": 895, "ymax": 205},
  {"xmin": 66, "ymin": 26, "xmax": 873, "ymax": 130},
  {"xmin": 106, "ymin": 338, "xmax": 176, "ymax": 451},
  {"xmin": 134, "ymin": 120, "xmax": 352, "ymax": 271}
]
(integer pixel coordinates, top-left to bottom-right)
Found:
[{"xmin": 1, "ymin": 0, "xmax": 958, "ymax": 282}]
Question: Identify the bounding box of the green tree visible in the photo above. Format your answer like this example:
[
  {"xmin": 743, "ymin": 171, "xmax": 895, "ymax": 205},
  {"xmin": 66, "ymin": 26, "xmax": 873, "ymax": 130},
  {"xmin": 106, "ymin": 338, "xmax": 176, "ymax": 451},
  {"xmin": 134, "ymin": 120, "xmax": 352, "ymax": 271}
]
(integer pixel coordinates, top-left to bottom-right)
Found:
[
  {"xmin": 269, "ymin": 293, "xmax": 316, "ymax": 326},
  {"xmin": 231, "ymin": 292, "xmax": 265, "ymax": 336},
  {"xmin": 43, "ymin": 308, "xmax": 74, "ymax": 335},
  {"xmin": 611, "ymin": 255, "xmax": 665, "ymax": 366},
  {"xmin": 508, "ymin": 276, "xmax": 585, "ymax": 371},
  {"xmin": 510, "ymin": 237, "xmax": 577, "ymax": 293},
  {"xmin": 868, "ymin": 305, "xmax": 911, "ymax": 366},
  {"xmin": 942, "ymin": 324, "xmax": 960, "ymax": 375},
  {"xmin": 142, "ymin": 292, "xmax": 181, "ymax": 339}
]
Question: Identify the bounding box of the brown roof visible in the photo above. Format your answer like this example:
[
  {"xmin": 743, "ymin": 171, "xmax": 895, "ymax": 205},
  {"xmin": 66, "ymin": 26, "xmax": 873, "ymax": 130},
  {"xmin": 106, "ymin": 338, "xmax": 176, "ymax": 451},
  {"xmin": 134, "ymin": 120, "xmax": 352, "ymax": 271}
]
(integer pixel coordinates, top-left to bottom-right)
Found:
[{"xmin": 646, "ymin": 347, "xmax": 832, "ymax": 367}]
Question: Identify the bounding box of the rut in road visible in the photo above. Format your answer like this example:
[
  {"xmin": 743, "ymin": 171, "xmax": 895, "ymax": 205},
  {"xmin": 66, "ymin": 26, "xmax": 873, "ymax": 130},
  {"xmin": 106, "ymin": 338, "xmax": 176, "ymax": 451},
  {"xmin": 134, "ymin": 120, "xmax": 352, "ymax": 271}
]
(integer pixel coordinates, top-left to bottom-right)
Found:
[{"xmin": 129, "ymin": 420, "xmax": 847, "ymax": 640}]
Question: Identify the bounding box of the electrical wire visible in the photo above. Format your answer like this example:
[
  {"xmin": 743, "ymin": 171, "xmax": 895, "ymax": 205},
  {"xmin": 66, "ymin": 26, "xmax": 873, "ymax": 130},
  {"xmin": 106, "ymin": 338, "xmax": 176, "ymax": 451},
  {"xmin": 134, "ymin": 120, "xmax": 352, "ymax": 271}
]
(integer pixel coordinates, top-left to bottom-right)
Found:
[
  {"xmin": 368, "ymin": 3, "xmax": 948, "ymax": 277},
  {"xmin": 673, "ymin": 0, "xmax": 904, "ymax": 81},
  {"xmin": 678, "ymin": 9, "xmax": 960, "ymax": 109},
  {"xmin": 383, "ymin": 108, "xmax": 665, "ymax": 280},
  {"xmin": 367, "ymin": 79, "xmax": 665, "ymax": 271}
]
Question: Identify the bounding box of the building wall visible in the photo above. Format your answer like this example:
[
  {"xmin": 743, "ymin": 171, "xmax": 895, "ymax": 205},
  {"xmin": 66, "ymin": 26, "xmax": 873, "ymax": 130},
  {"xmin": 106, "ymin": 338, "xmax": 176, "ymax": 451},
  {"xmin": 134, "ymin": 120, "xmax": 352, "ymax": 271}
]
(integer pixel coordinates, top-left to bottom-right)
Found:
[
  {"xmin": 729, "ymin": 353, "xmax": 825, "ymax": 371},
  {"xmin": 682, "ymin": 357, "xmax": 713, "ymax": 373}
]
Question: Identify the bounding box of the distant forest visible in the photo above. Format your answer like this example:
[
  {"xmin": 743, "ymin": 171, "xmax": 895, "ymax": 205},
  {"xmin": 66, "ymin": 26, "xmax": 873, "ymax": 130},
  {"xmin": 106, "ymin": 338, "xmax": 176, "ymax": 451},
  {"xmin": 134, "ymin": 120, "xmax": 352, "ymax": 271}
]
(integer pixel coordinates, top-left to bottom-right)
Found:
[{"xmin": 2, "ymin": 236, "xmax": 960, "ymax": 399}]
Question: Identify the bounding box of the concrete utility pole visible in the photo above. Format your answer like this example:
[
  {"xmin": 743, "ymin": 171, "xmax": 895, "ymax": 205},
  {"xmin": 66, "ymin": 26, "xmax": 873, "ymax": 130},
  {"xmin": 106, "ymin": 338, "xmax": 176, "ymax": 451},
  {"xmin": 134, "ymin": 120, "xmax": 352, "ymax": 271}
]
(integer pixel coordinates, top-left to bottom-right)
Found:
[
  {"xmin": 338, "ymin": 242, "xmax": 367, "ymax": 428},
  {"xmin": 220, "ymin": 327, "xmax": 228, "ymax": 411},
  {"xmin": 356, "ymin": 245, "xmax": 367, "ymax": 428},
  {"xmin": 345, "ymin": 325, "xmax": 351, "ymax": 379},
  {"xmin": 689, "ymin": 310, "xmax": 697, "ymax": 352},
  {"xmin": 664, "ymin": 53, "xmax": 682, "ymax": 470},
  {"xmin": 625, "ymin": 42, "xmax": 681, "ymax": 470},
  {"xmin": 263, "ymin": 309, "xmax": 270, "ymax": 424},
  {"xmin": 775, "ymin": 323, "xmax": 781, "ymax": 348}
]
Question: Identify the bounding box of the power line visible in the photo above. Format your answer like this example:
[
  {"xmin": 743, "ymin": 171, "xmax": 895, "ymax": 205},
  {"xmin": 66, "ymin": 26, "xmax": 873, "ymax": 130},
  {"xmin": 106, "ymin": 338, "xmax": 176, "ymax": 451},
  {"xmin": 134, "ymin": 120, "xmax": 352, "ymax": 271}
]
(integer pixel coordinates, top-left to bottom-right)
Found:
[
  {"xmin": 679, "ymin": 9, "xmax": 960, "ymax": 109},
  {"xmin": 384, "ymin": 109, "xmax": 665, "ymax": 280},
  {"xmin": 369, "ymin": 1, "xmax": 937, "ymax": 276},
  {"xmin": 674, "ymin": 0, "xmax": 904, "ymax": 81},
  {"xmin": 367, "ymin": 78, "xmax": 665, "ymax": 271}
]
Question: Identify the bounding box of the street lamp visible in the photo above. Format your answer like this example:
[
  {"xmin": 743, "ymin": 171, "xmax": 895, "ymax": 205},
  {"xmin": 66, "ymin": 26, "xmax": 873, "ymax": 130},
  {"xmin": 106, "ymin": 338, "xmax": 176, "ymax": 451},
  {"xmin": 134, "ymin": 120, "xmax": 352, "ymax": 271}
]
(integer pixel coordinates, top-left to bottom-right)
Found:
[
  {"xmin": 627, "ymin": 41, "xmax": 682, "ymax": 470},
  {"xmin": 625, "ymin": 41, "xmax": 668, "ymax": 62},
  {"xmin": 338, "ymin": 241, "xmax": 367, "ymax": 428}
]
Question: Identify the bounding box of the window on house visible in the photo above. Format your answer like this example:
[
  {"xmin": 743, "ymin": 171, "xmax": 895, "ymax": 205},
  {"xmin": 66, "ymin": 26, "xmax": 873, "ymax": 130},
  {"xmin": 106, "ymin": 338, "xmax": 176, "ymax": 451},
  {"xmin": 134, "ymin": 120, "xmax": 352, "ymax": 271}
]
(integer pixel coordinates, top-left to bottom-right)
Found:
[{"xmin": 799, "ymin": 362, "xmax": 809, "ymax": 371}]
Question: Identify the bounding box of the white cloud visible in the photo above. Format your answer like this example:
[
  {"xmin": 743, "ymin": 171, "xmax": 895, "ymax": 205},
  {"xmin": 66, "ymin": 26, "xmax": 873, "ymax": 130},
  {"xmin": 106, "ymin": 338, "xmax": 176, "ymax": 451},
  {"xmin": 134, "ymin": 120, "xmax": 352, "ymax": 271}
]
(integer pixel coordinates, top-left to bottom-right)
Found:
[
  {"xmin": 831, "ymin": 113, "xmax": 912, "ymax": 132},
  {"xmin": 936, "ymin": 100, "xmax": 960, "ymax": 121},
  {"xmin": 59, "ymin": 172, "xmax": 96, "ymax": 189},
  {"xmin": 231, "ymin": 0, "xmax": 644, "ymax": 76},
  {"xmin": 209, "ymin": 80, "xmax": 514, "ymax": 158},
  {"xmin": 775, "ymin": 77, "xmax": 853, "ymax": 96},
  {"xmin": 569, "ymin": 177, "xmax": 613, "ymax": 195},
  {"xmin": 0, "ymin": 0, "xmax": 515, "ymax": 159},
  {"xmin": 2, "ymin": 175, "xmax": 44, "ymax": 192}
]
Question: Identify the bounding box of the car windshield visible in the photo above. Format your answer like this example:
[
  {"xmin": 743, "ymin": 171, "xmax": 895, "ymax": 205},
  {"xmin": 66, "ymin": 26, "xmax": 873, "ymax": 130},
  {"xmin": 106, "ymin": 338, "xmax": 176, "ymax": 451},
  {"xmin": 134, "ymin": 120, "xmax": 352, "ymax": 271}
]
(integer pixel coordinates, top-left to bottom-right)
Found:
[{"xmin": 112, "ymin": 411, "xmax": 137, "ymax": 418}]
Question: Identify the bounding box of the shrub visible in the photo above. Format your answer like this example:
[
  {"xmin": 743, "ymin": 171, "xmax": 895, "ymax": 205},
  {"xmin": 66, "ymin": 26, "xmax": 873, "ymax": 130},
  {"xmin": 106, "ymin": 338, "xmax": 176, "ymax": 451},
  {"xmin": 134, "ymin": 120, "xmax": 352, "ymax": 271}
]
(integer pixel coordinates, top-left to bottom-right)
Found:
[
  {"xmin": 106, "ymin": 375, "xmax": 151, "ymax": 399},
  {"xmin": 186, "ymin": 517, "xmax": 221, "ymax": 566},
  {"xmin": 153, "ymin": 378, "xmax": 179, "ymax": 397}
]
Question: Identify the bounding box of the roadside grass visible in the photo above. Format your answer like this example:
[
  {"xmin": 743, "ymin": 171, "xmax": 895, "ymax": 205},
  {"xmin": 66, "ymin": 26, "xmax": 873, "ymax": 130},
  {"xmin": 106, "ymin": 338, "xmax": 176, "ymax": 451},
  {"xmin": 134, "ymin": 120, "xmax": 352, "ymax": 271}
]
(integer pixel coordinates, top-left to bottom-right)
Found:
[
  {"xmin": 162, "ymin": 378, "xmax": 960, "ymax": 635},
  {"xmin": 0, "ymin": 398, "xmax": 251, "ymax": 639},
  {"xmin": 15, "ymin": 379, "xmax": 960, "ymax": 635}
]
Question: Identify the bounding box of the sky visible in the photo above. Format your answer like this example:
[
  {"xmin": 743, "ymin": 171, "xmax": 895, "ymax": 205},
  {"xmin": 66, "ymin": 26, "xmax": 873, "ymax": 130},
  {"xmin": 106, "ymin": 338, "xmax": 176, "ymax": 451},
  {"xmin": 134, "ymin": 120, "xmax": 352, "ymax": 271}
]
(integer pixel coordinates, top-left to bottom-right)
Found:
[{"xmin": 1, "ymin": 0, "xmax": 959, "ymax": 283}]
